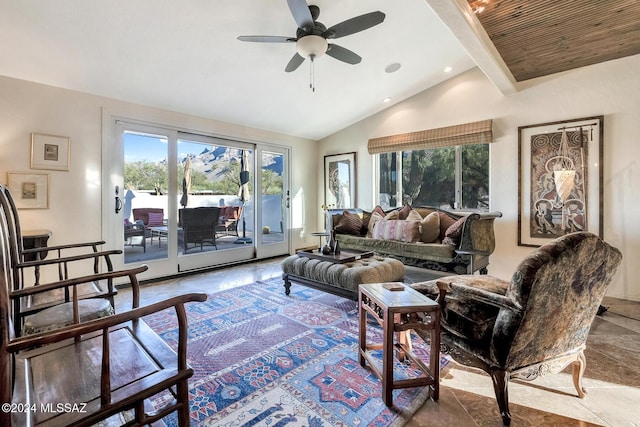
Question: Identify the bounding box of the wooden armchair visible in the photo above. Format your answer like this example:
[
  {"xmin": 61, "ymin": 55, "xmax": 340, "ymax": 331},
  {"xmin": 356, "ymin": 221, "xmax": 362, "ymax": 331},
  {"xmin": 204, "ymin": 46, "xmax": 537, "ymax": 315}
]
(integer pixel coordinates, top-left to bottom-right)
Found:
[
  {"xmin": 0, "ymin": 195, "xmax": 207, "ymax": 426},
  {"xmin": 0, "ymin": 184, "xmax": 126, "ymax": 336},
  {"xmin": 410, "ymin": 232, "xmax": 622, "ymax": 425},
  {"xmin": 180, "ymin": 207, "xmax": 220, "ymax": 253},
  {"xmin": 0, "ymin": 184, "xmax": 121, "ymax": 286},
  {"xmin": 0, "ymin": 262, "xmax": 207, "ymax": 426}
]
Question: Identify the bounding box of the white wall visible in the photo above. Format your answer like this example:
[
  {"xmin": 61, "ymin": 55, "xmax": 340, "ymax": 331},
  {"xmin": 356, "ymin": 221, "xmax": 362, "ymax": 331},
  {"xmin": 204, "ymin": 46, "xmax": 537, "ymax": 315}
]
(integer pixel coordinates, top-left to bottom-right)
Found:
[
  {"xmin": 2, "ymin": 54, "xmax": 637, "ymax": 299},
  {"xmin": 319, "ymin": 55, "xmax": 640, "ymax": 301},
  {"xmin": 0, "ymin": 76, "xmax": 319, "ymax": 260}
]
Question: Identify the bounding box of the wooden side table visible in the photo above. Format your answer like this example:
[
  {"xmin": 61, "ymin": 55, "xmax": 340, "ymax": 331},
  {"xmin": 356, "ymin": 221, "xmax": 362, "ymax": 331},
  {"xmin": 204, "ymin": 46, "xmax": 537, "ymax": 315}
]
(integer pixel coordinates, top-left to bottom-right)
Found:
[
  {"xmin": 22, "ymin": 229, "xmax": 52, "ymax": 261},
  {"xmin": 310, "ymin": 231, "xmax": 329, "ymax": 251},
  {"xmin": 358, "ymin": 282, "xmax": 441, "ymax": 406},
  {"xmin": 22, "ymin": 229, "xmax": 52, "ymax": 286}
]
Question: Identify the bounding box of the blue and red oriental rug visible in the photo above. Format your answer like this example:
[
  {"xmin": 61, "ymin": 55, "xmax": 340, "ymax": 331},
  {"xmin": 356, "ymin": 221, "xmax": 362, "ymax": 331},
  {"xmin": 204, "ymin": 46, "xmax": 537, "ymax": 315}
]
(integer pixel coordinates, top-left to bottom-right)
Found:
[{"xmin": 144, "ymin": 277, "xmax": 450, "ymax": 426}]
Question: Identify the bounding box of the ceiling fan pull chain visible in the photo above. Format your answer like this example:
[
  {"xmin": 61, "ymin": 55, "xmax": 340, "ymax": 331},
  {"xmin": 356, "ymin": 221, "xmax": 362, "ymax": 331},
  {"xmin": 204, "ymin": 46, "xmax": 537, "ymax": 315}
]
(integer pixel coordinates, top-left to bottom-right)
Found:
[{"xmin": 310, "ymin": 54, "xmax": 316, "ymax": 92}]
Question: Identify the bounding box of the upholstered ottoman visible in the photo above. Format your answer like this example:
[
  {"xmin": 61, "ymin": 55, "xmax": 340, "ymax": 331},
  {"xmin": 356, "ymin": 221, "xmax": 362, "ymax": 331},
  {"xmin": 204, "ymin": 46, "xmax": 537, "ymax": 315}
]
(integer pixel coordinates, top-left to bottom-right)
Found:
[{"xmin": 281, "ymin": 254, "xmax": 405, "ymax": 300}]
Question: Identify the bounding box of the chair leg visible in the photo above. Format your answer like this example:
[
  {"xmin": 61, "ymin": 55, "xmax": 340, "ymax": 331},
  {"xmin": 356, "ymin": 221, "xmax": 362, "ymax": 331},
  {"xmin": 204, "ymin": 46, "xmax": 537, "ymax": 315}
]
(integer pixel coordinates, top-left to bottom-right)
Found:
[
  {"xmin": 490, "ymin": 368, "xmax": 511, "ymax": 425},
  {"xmin": 177, "ymin": 378, "xmax": 191, "ymax": 426},
  {"xmin": 572, "ymin": 350, "xmax": 587, "ymax": 397}
]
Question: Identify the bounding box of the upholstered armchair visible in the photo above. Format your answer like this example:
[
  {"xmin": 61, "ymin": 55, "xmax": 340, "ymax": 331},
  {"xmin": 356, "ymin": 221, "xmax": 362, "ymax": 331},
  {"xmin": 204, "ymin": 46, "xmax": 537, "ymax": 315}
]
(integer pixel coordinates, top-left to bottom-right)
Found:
[{"xmin": 410, "ymin": 232, "xmax": 622, "ymax": 425}]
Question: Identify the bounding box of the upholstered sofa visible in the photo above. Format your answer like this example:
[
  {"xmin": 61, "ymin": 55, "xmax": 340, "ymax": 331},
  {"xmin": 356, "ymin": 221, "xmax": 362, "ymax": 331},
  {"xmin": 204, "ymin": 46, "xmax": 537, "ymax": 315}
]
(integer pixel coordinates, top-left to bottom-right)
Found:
[{"xmin": 327, "ymin": 205, "xmax": 502, "ymax": 275}]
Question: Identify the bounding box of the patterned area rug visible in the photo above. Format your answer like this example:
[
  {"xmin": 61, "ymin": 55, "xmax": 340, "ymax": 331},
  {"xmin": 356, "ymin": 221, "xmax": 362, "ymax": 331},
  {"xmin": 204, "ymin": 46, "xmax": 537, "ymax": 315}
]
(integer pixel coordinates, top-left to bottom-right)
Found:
[{"xmin": 143, "ymin": 277, "xmax": 450, "ymax": 426}]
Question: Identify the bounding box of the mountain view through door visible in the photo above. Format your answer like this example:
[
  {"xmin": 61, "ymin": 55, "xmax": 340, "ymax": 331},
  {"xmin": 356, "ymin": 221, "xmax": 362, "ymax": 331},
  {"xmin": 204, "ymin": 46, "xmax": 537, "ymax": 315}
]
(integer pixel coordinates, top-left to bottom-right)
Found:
[{"xmin": 123, "ymin": 132, "xmax": 285, "ymax": 265}]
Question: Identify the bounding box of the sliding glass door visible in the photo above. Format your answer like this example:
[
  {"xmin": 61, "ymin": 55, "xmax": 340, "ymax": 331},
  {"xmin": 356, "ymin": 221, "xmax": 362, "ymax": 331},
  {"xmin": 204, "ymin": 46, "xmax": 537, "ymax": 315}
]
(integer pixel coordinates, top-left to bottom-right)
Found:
[
  {"xmin": 103, "ymin": 119, "xmax": 290, "ymax": 280},
  {"xmin": 173, "ymin": 133, "xmax": 255, "ymax": 272},
  {"xmin": 256, "ymin": 146, "xmax": 289, "ymax": 259}
]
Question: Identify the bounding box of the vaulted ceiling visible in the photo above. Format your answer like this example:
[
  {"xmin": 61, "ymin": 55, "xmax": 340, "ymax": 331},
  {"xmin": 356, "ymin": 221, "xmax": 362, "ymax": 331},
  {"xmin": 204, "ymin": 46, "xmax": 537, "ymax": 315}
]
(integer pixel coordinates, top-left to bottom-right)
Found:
[
  {"xmin": 0, "ymin": 0, "xmax": 637, "ymax": 141},
  {"xmin": 468, "ymin": 0, "xmax": 640, "ymax": 82}
]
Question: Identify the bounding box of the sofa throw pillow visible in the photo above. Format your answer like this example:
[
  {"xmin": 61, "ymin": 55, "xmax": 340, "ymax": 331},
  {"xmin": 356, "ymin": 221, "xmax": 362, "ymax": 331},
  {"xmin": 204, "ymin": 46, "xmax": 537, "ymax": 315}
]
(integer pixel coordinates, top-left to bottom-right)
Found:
[
  {"xmin": 398, "ymin": 203, "xmax": 412, "ymax": 220},
  {"xmin": 438, "ymin": 211, "xmax": 457, "ymax": 241},
  {"xmin": 406, "ymin": 209, "xmax": 422, "ymax": 222},
  {"xmin": 147, "ymin": 212, "xmax": 164, "ymax": 226},
  {"xmin": 361, "ymin": 211, "xmax": 372, "ymax": 236},
  {"xmin": 443, "ymin": 216, "xmax": 467, "ymax": 246},
  {"xmin": 366, "ymin": 212, "xmax": 385, "ymax": 238},
  {"xmin": 420, "ymin": 211, "xmax": 440, "ymax": 243},
  {"xmin": 372, "ymin": 205, "xmax": 386, "ymax": 218},
  {"xmin": 372, "ymin": 219, "xmax": 420, "ymax": 243},
  {"xmin": 384, "ymin": 210, "xmax": 400, "ymax": 221},
  {"xmin": 334, "ymin": 210, "xmax": 363, "ymax": 236}
]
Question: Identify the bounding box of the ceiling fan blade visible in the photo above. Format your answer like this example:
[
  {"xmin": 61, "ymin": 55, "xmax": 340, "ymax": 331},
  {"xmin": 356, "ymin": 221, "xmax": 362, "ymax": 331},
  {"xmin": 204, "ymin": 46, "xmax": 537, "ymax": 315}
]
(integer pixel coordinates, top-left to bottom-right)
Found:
[
  {"xmin": 323, "ymin": 11, "xmax": 385, "ymax": 39},
  {"xmin": 285, "ymin": 53, "xmax": 306, "ymax": 72},
  {"xmin": 287, "ymin": 0, "xmax": 314, "ymax": 31},
  {"xmin": 237, "ymin": 35, "xmax": 296, "ymax": 43},
  {"xmin": 326, "ymin": 44, "xmax": 361, "ymax": 65}
]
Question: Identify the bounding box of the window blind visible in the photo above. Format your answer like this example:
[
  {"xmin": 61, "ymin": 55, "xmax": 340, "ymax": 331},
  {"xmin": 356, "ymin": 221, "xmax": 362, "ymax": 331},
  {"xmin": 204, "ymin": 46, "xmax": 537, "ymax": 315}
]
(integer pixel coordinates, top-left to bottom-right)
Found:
[{"xmin": 367, "ymin": 119, "xmax": 494, "ymax": 154}]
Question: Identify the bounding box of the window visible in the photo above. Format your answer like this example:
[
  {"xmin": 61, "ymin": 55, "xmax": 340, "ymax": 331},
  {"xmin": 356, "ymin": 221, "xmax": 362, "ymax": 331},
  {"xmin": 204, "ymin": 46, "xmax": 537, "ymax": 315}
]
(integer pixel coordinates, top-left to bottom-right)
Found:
[{"xmin": 378, "ymin": 143, "xmax": 489, "ymax": 211}]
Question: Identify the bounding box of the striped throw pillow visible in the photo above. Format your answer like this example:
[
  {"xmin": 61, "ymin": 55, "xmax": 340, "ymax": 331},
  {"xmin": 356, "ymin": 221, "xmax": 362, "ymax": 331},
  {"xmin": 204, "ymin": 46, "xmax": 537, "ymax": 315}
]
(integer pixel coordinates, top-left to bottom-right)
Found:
[
  {"xmin": 372, "ymin": 219, "xmax": 420, "ymax": 243},
  {"xmin": 147, "ymin": 212, "xmax": 164, "ymax": 226}
]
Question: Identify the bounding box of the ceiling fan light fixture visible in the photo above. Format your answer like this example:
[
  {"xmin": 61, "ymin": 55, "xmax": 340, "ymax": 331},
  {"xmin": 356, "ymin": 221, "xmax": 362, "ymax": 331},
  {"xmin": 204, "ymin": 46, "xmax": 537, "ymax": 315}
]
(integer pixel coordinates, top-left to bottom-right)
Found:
[{"xmin": 296, "ymin": 35, "xmax": 328, "ymax": 59}]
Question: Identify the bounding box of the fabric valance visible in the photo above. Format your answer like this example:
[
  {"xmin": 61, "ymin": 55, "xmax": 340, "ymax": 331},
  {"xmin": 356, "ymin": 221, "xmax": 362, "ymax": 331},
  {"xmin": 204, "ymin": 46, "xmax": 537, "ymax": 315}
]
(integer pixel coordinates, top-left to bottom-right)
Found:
[{"xmin": 367, "ymin": 119, "xmax": 494, "ymax": 154}]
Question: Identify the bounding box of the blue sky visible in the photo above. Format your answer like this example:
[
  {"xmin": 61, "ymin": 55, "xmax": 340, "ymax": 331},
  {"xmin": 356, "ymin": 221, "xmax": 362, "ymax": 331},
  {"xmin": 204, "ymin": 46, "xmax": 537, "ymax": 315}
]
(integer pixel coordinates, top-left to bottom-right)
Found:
[{"xmin": 124, "ymin": 132, "xmax": 211, "ymax": 163}]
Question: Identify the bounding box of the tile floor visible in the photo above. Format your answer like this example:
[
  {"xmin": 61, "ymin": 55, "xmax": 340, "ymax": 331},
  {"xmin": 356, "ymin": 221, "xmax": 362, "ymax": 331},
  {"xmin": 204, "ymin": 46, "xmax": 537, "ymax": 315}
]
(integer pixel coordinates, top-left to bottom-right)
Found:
[{"xmin": 115, "ymin": 257, "xmax": 640, "ymax": 426}]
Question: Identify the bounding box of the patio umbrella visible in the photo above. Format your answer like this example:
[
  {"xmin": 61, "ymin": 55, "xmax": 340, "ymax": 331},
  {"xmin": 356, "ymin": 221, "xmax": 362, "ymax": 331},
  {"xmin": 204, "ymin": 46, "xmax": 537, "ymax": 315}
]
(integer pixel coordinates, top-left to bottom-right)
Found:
[
  {"xmin": 235, "ymin": 149, "xmax": 252, "ymax": 244},
  {"xmin": 180, "ymin": 155, "xmax": 192, "ymax": 208},
  {"xmin": 123, "ymin": 189, "xmax": 135, "ymax": 222}
]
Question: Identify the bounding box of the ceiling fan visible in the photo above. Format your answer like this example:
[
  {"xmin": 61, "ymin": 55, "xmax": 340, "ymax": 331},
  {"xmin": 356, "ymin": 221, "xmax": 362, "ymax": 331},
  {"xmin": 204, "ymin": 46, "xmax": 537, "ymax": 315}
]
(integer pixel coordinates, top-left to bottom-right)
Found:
[{"xmin": 237, "ymin": 0, "xmax": 385, "ymax": 76}]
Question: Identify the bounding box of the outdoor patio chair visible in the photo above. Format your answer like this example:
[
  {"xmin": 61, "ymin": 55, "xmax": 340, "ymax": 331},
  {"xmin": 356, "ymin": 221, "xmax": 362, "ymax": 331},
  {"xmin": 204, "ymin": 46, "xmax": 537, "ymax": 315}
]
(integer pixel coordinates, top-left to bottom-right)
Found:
[
  {"xmin": 124, "ymin": 220, "xmax": 146, "ymax": 252},
  {"xmin": 217, "ymin": 205, "xmax": 241, "ymax": 236},
  {"xmin": 180, "ymin": 207, "xmax": 220, "ymax": 253}
]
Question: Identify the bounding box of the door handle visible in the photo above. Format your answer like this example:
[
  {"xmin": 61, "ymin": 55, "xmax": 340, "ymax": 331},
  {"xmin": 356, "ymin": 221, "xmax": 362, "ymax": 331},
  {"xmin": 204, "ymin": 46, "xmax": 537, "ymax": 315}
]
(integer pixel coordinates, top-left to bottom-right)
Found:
[{"xmin": 115, "ymin": 185, "xmax": 122, "ymax": 214}]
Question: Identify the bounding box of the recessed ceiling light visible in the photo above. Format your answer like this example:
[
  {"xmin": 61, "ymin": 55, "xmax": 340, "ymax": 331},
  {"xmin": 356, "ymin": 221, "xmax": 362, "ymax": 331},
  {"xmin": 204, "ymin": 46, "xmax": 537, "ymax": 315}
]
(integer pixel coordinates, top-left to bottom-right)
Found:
[
  {"xmin": 444, "ymin": 66, "xmax": 453, "ymax": 73},
  {"xmin": 385, "ymin": 63, "xmax": 401, "ymax": 73},
  {"xmin": 383, "ymin": 97, "xmax": 392, "ymax": 103}
]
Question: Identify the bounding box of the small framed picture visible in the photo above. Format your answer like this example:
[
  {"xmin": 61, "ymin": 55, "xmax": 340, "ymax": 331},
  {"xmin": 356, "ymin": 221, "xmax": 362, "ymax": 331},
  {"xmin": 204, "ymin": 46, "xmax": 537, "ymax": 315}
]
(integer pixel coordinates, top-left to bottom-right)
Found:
[
  {"xmin": 7, "ymin": 172, "xmax": 49, "ymax": 209},
  {"xmin": 31, "ymin": 133, "xmax": 71, "ymax": 171}
]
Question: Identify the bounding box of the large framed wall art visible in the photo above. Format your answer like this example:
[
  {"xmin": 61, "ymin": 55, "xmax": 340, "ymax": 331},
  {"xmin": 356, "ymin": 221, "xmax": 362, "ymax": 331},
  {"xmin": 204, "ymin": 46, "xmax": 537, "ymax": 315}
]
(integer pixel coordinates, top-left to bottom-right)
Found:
[
  {"xmin": 518, "ymin": 116, "xmax": 603, "ymax": 247},
  {"xmin": 324, "ymin": 152, "xmax": 356, "ymax": 209}
]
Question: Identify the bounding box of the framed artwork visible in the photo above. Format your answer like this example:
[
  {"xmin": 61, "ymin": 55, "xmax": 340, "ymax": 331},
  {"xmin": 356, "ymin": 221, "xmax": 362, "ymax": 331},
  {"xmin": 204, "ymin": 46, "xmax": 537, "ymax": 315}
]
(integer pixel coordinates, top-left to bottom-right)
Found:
[
  {"xmin": 324, "ymin": 152, "xmax": 356, "ymax": 209},
  {"xmin": 7, "ymin": 172, "xmax": 50, "ymax": 209},
  {"xmin": 31, "ymin": 132, "xmax": 71, "ymax": 171},
  {"xmin": 518, "ymin": 116, "xmax": 603, "ymax": 246}
]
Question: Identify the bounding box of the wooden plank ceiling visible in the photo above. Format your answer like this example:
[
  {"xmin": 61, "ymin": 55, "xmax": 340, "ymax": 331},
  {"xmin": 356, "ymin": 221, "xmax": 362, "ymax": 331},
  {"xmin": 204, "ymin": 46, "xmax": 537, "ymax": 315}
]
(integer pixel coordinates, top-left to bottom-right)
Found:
[{"xmin": 467, "ymin": 0, "xmax": 640, "ymax": 81}]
